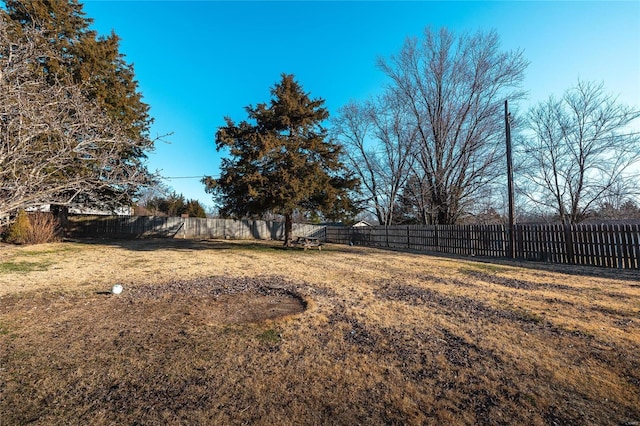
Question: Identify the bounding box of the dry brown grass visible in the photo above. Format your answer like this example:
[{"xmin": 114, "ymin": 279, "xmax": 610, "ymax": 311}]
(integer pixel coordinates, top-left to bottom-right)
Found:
[{"xmin": 1, "ymin": 238, "xmax": 639, "ymax": 425}]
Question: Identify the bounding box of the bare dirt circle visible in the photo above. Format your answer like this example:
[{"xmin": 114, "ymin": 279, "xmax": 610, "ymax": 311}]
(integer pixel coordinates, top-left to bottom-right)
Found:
[
  {"xmin": 0, "ymin": 276, "xmax": 309, "ymax": 340},
  {"xmin": 110, "ymin": 275, "xmax": 309, "ymax": 324}
]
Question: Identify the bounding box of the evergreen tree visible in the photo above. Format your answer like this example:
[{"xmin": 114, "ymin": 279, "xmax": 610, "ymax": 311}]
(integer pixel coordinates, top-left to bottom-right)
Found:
[
  {"xmin": 184, "ymin": 199, "xmax": 207, "ymax": 218},
  {"xmin": 5, "ymin": 0, "xmax": 151, "ymax": 141},
  {"xmin": 157, "ymin": 192, "xmax": 186, "ymax": 217},
  {"xmin": 3, "ymin": 0, "xmax": 154, "ymax": 209},
  {"xmin": 205, "ymin": 74, "xmax": 358, "ymax": 246}
]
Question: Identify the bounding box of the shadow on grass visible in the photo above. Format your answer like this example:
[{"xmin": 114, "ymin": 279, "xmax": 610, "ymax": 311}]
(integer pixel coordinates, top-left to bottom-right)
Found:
[
  {"xmin": 65, "ymin": 237, "xmax": 640, "ymax": 282},
  {"xmin": 66, "ymin": 237, "xmax": 280, "ymax": 252},
  {"xmin": 65, "ymin": 237, "xmax": 346, "ymax": 254},
  {"xmin": 395, "ymin": 248, "xmax": 640, "ymax": 283}
]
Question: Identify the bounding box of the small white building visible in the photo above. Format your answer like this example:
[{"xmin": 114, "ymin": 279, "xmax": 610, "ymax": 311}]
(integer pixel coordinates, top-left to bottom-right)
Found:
[
  {"xmin": 26, "ymin": 205, "xmax": 133, "ymax": 216},
  {"xmin": 353, "ymin": 220, "xmax": 372, "ymax": 227}
]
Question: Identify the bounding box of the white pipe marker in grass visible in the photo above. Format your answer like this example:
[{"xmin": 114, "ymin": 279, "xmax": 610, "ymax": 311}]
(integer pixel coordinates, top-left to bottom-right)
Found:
[{"xmin": 111, "ymin": 284, "xmax": 123, "ymax": 295}]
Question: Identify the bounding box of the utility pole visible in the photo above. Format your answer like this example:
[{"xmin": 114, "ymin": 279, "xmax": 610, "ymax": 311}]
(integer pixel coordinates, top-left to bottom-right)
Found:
[{"xmin": 505, "ymin": 100, "xmax": 515, "ymax": 259}]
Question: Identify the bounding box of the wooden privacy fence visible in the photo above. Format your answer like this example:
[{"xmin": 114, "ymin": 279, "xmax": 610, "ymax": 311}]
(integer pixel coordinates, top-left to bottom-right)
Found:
[
  {"xmin": 515, "ymin": 223, "xmax": 640, "ymax": 269},
  {"xmin": 326, "ymin": 223, "xmax": 640, "ymax": 269},
  {"xmin": 68, "ymin": 216, "xmax": 326, "ymax": 241},
  {"xmin": 67, "ymin": 216, "xmax": 640, "ymax": 269}
]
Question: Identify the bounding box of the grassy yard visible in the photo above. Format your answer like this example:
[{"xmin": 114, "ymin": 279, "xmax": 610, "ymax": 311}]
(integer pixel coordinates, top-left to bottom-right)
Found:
[{"xmin": 1, "ymin": 239, "xmax": 639, "ymax": 425}]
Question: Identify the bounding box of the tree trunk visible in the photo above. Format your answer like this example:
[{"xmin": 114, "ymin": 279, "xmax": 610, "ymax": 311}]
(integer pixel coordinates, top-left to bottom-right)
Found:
[
  {"xmin": 51, "ymin": 205, "xmax": 69, "ymax": 238},
  {"xmin": 283, "ymin": 213, "xmax": 293, "ymax": 247}
]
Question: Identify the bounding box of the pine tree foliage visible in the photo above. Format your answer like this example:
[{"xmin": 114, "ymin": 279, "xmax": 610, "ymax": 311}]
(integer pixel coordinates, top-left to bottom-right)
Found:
[
  {"xmin": 205, "ymin": 74, "xmax": 358, "ymax": 245},
  {"xmin": 4, "ymin": 0, "xmax": 152, "ymax": 143},
  {"xmin": 1, "ymin": 1, "xmax": 155, "ymax": 221},
  {"xmin": 138, "ymin": 191, "xmax": 207, "ymax": 218},
  {"xmin": 184, "ymin": 199, "xmax": 207, "ymax": 218}
]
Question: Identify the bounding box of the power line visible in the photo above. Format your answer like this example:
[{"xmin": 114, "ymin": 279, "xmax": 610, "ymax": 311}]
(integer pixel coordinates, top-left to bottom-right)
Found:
[{"xmin": 161, "ymin": 176, "xmax": 211, "ymax": 180}]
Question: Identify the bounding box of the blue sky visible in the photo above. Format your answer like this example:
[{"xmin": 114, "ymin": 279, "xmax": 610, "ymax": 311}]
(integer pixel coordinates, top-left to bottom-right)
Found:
[{"xmin": 80, "ymin": 0, "xmax": 640, "ymax": 209}]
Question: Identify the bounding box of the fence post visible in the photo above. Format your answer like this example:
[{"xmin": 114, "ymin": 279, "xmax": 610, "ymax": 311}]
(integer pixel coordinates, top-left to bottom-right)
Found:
[
  {"xmin": 515, "ymin": 224, "xmax": 523, "ymax": 260},
  {"xmin": 385, "ymin": 226, "xmax": 389, "ymax": 248},
  {"xmin": 407, "ymin": 226, "xmax": 410, "ymax": 249},
  {"xmin": 564, "ymin": 223, "xmax": 575, "ymax": 264}
]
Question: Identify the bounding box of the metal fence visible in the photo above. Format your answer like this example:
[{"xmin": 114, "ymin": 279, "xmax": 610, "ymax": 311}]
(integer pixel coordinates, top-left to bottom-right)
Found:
[
  {"xmin": 326, "ymin": 223, "xmax": 640, "ymax": 269},
  {"xmin": 68, "ymin": 216, "xmax": 325, "ymax": 241}
]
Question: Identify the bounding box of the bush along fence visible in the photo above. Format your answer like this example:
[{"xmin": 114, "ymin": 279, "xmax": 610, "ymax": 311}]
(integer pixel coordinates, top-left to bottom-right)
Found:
[
  {"xmin": 67, "ymin": 215, "xmax": 326, "ymax": 241},
  {"xmin": 325, "ymin": 223, "xmax": 640, "ymax": 269}
]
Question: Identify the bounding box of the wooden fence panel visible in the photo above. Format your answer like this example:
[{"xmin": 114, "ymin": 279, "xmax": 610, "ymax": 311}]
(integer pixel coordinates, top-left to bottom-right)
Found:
[
  {"xmin": 548, "ymin": 224, "xmax": 560, "ymax": 263},
  {"xmin": 68, "ymin": 217, "xmax": 640, "ymax": 269},
  {"xmin": 621, "ymin": 224, "xmax": 637, "ymax": 269},
  {"xmin": 629, "ymin": 225, "xmax": 640, "ymax": 269},
  {"xmin": 603, "ymin": 225, "xmax": 614, "ymax": 268},
  {"xmin": 68, "ymin": 216, "xmax": 325, "ymax": 241},
  {"xmin": 576, "ymin": 225, "xmax": 589, "ymax": 266},
  {"xmin": 326, "ymin": 226, "xmax": 349, "ymax": 244},
  {"xmin": 324, "ymin": 223, "xmax": 639, "ymax": 270},
  {"xmin": 586, "ymin": 225, "xmax": 597, "ymax": 266},
  {"xmin": 629, "ymin": 224, "xmax": 640, "ymax": 269},
  {"xmin": 598, "ymin": 225, "xmax": 609, "ymax": 268},
  {"xmin": 619, "ymin": 225, "xmax": 629, "ymax": 269}
]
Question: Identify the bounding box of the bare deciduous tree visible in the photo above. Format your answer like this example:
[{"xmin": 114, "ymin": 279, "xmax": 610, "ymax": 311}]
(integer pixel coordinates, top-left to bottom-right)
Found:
[
  {"xmin": 378, "ymin": 27, "xmax": 528, "ymax": 224},
  {"xmin": 393, "ymin": 173, "xmax": 433, "ymax": 224},
  {"xmin": 333, "ymin": 93, "xmax": 416, "ymax": 225},
  {"xmin": 519, "ymin": 80, "xmax": 640, "ymax": 224},
  {"xmin": 0, "ymin": 16, "xmax": 154, "ymax": 223}
]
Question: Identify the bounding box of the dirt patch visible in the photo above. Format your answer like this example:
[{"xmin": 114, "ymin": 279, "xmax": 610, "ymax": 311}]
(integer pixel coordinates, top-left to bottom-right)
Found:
[
  {"xmin": 374, "ymin": 282, "xmax": 545, "ymax": 326},
  {"xmin": 1, "ymin": 275, "xmax": 308, "ymax": 326}
]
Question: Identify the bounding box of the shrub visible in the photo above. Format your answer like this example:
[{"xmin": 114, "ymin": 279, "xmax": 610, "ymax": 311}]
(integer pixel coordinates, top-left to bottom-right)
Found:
[
  {"xmin": 3, "ymin": 211, "xmax": 61, "ymax": 245},
  {"xmin": 26, "ymin": 212, "xmax": 62, "ymax": 244},
  {"xmin": 4, "ymin": 210, "xmax": 32, "ymax": 244}
]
